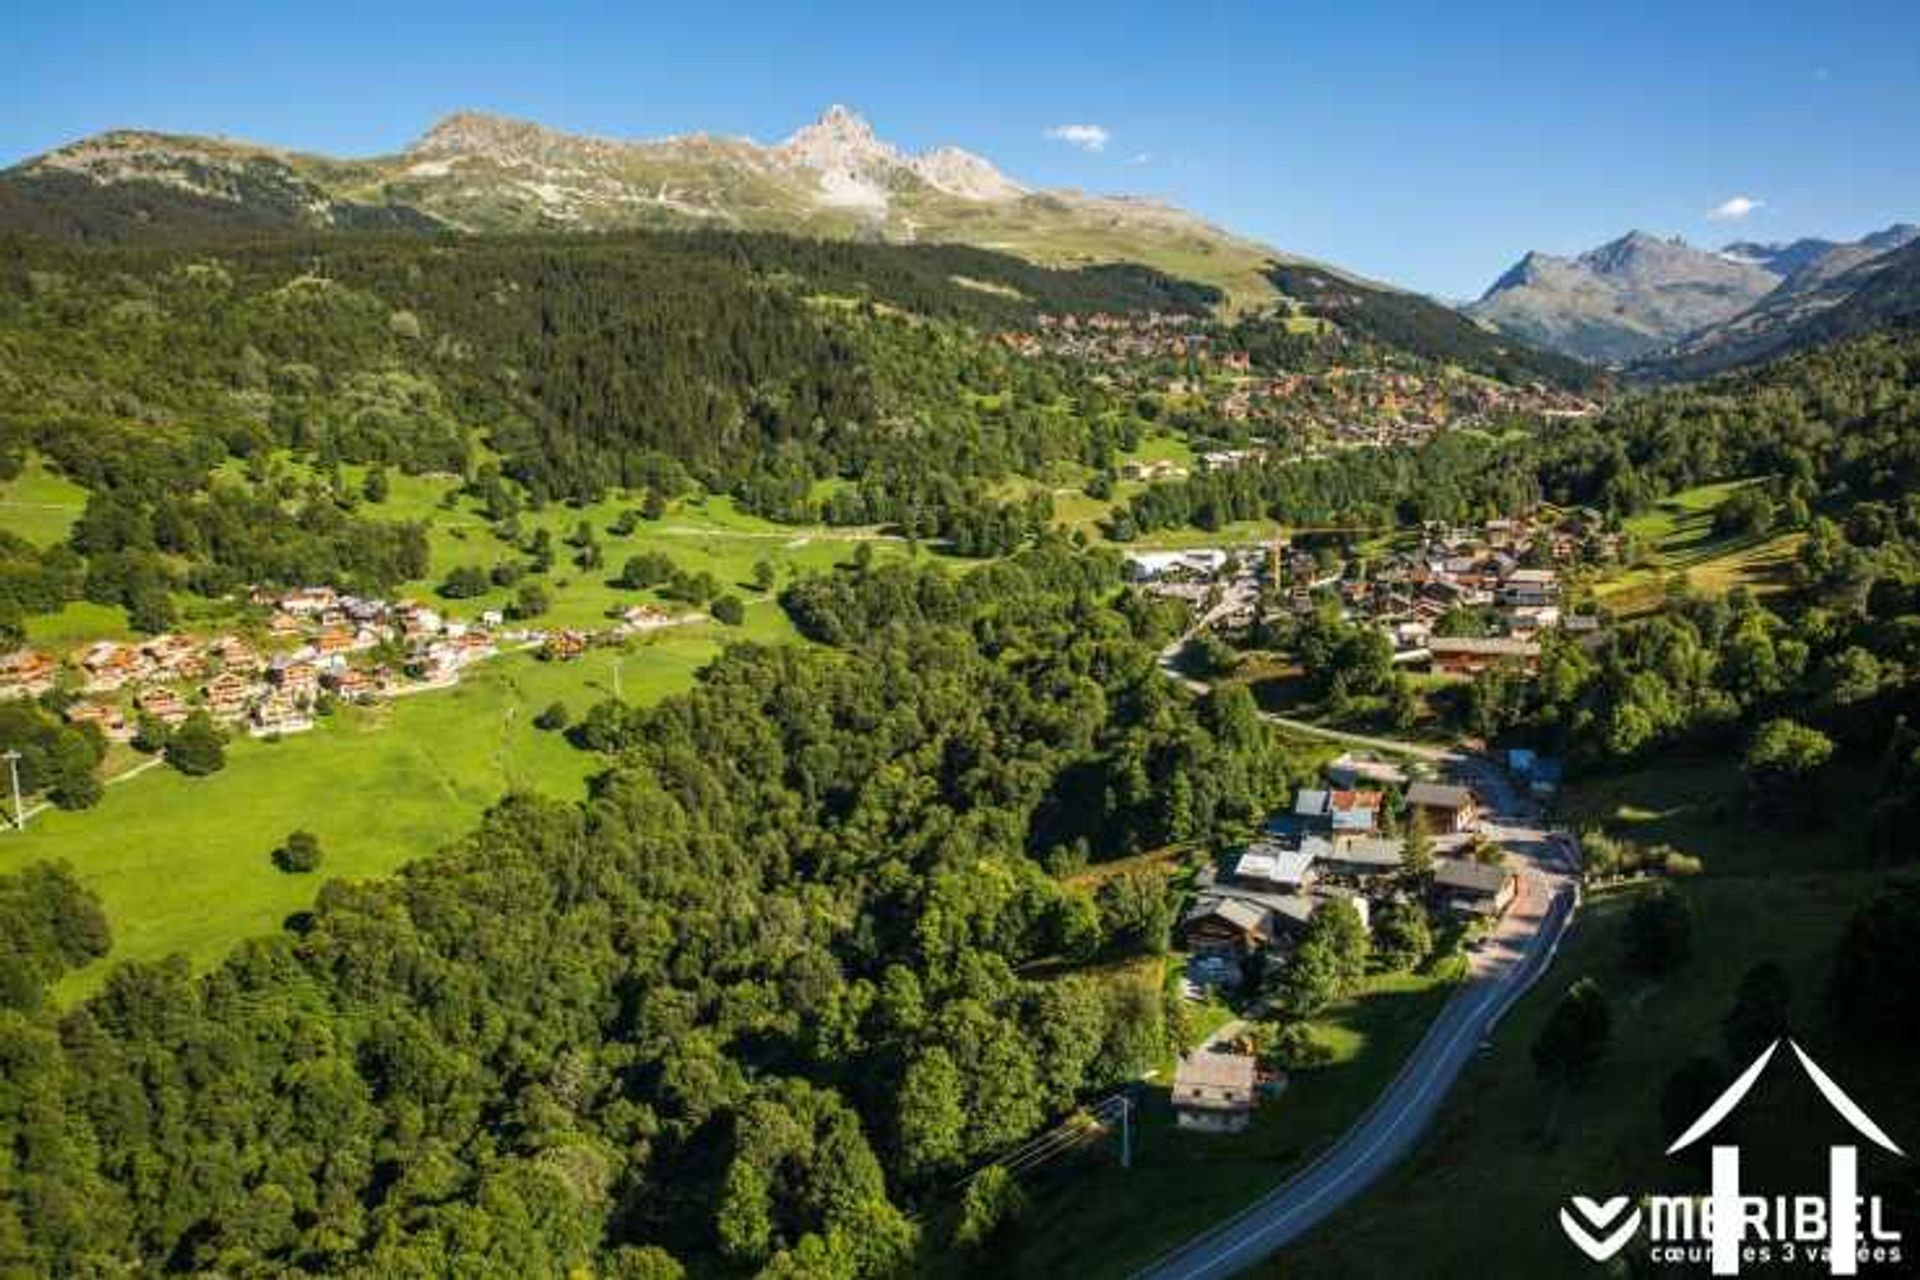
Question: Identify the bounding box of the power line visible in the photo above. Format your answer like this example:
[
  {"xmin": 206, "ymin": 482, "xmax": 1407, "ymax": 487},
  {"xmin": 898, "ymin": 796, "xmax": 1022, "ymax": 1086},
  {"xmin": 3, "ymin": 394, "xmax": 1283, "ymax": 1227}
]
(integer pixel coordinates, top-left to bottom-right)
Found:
[{"xmin": 958, "ymin": 1091, "xmax": 1137, "ymax": 1186}]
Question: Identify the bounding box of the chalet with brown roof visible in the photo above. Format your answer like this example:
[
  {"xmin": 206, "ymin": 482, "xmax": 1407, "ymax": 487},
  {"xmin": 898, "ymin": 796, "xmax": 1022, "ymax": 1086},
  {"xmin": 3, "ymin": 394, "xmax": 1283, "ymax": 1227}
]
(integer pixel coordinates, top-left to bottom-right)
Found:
[
  {"xmin": 134, "ymin": 686, "xmax": 190, "ymax": 726},
  {"xmin": 202, "ymin": 671, "xmax": 257, "ymax": 721},
  {"xmin": 314, "ymin": 626, "xmax": 357, "ymax": 657},
  {"xmin": 142, "ymin": 634, "xmax": 205, "ymax": 678},
  {"xmin": 1172, "ymin": 1051, "xmax": 1258, "ymax": 1133},
  {"xmin": 1327, "ymin": 789, "xmax": 1384, "ymax": 834},
  {"xmin": 543, "ymin": 630, "xmax": 588, "ymax": 662},
  {"xmin": 280, "ymin": 587, "xmax": 338, "ymax": 616},
  {"xmin": 78, "ymin": 641, "xmax": 146, "ymax": 693},
  {"xmin": 65, "ymin": 701, "xmax": 132, "ymax": 742},
  {"xmin": 0, "ymin": 649, "xmax": 59, "ymax": 700},
  {"xmin": 211, "ymin": 635, "xmax": 262, "ymax": 672},
  {"xmin": 1426, "ymin": 636, "xmax": 1541, "ymax": 676},
  {"xmin": 250, "ymin": 692, "xmax": 314, "ymax": 737},
  {"xmin": 268, "ymin": 660, "xmax": 320, "ymax": 701},
  {"xmin": 326, "ymin": 667, "xmax": 382, "ymax": 701},
  {"xmin": 1406, "ymin": 781, "xmax": 1478, "ymax": 835},
  {"xmin": 1431, "ymin": 856, "xmax": 1517, "ymax": 918}
]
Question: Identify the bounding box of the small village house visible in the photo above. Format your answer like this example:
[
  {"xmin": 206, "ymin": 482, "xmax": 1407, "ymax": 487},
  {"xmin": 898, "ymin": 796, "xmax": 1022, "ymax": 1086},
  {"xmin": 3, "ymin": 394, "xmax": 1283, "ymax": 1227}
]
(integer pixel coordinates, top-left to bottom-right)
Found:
[
  {"xmin": 1320, "ymin": 835, "xmax": 1406, "ymax": 879},
  {"xmin": 134, "ymin": 685, "xmax": 190, "ymax": 726},
  {"xmin": 203, "ymin": 671, "xmax": 257, "ymax": 722},
  {"xmin": 64, "ymin": 701, "xmax": 132, "ymax": 742},
  {"xmin": 1406, "ymin": 781, "xmax": 1478, "ymax": 834},
  {"xmin": 0, "ymin": 648, "xmax": 59, "ymax": 700},
  {"xmin": 1426, "ymin": 636, "xmax": 1541, "ymax": 677},
  {"xmin": 1497, "ymin": 568, "xmax": 1560, "ymax": 608},
  {"xmin": 1230, "ymin": 840, "xmax": 1317, "ymax": 893},
  {"xmin": 1431, "ymin": 857, "xmax": 1517, "ymax": 919},
  {"xmin": 1172, "ymin": 1051, "xmax": 1258, "ymax": 1133},
  {"xmin": 1180, "ymin": 897, "xmax": 1274, "ymax": 958}
]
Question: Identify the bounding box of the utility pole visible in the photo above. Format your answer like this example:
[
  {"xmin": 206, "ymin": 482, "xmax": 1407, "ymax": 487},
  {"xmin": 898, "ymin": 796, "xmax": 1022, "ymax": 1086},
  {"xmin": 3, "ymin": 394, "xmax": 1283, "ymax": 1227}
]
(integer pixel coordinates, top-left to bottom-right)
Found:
[
  {"xmin": 1120, "ymin": 1094, "xmax": 1132, "ymax": 1170},
  {"xmin": 3, "ymin": 750, "xmax": 22, "ymax": 831}
]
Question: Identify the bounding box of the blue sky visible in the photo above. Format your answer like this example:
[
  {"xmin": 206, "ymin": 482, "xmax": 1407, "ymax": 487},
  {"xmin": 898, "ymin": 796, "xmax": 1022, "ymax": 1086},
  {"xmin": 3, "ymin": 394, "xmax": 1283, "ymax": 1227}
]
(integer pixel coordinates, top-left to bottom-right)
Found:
[{"xmin": 8, "ymin": 0, "xmax": 1918, "ymax": 298}]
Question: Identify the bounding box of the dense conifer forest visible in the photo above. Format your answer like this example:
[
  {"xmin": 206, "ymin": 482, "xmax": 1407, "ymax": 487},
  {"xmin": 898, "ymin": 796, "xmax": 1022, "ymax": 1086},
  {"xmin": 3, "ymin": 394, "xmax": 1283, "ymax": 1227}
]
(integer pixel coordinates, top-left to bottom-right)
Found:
[{"xmin": 0, "ymin": 538, "xmax": 1302, "ymax": 1275}]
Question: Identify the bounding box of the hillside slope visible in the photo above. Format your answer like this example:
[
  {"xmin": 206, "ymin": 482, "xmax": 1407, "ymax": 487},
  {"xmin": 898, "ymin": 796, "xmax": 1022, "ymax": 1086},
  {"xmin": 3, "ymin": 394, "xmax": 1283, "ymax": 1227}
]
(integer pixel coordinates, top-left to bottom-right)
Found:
[{"xmin": 1268, "ymin": 262, "xmax": 1600, "ymax": 389}]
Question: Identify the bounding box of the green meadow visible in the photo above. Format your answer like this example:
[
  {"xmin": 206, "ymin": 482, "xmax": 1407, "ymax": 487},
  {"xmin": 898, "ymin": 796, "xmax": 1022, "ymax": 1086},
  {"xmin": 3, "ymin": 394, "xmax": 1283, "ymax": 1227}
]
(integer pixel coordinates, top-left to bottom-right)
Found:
[
  {"xmin": 2, "ymin": 454, "xmax": 930, "ymax": 997},
  {"xmin": 1596, "ymin": 477, "xmax": 1803, "ymax": 615},
  {"xmin": 0, "ymin": 455, "xmax": 88, "ymax": 547},
  {"xmin": 4, "ymin": 637, "xmax": 742, "ymax": 1001}
]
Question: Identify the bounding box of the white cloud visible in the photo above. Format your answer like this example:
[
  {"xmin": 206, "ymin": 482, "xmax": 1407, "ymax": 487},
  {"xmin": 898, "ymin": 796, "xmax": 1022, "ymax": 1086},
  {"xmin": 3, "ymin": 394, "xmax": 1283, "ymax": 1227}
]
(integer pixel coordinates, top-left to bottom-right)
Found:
[
  {"xmin": 1044, "ymin": 124, "xmax": 1110, "ymax": 153},
  {"xmin": 1125, "ymin": 151, "xmax": 1152, "ymax": 166},
  {"xmin": 1707, "ymin": 195, "xmax": 1765, "ymax": 222}
]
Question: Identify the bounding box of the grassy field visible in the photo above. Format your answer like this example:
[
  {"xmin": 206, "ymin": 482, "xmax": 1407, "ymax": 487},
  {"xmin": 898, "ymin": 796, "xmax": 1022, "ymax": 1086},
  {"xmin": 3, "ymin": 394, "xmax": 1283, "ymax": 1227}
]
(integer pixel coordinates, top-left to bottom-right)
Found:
[
  {"xmin": 1596, "ymin": 478, "xmax": 1804, "ymax": 616},
  {"xmin": 287, "ymin": 461, "xmax": 912, "ymax": 635},
  {"xmin": 1274, "ymin": 761, "xmax": 1920, "ymax": 1279},
  {"xmin": 21, "ymin": 456, "xmax": 912, "ymax": 652},
  {"xmin": 0, "ymin": 454, "xmax": 88, "ymax": 547},
  {"xmin": 985, "ymin": 957, "xmax": 1467, "ymax": 1279},
  {"xmin": 2, "ymin": 454, "xmax": 934, "ymax": 1000},
  {"xmin": 1, "ymin": 636, "xmax": 740, "ymax": 1001},
  {"xmin": 912, "ymin": 207, "xmax": 1283, "ymax": 316}
]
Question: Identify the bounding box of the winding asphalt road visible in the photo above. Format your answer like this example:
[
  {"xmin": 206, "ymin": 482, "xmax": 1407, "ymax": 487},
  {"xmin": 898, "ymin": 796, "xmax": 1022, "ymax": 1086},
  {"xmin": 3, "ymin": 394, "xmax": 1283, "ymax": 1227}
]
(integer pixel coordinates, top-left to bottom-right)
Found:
[
  {"xmin": 1144, "ymin": 641, "xmax": 1581, "ymax": 1280},
  {"xmin": 1134, "ymin": 870, "xmax": 1574, "ymax": 1280}
]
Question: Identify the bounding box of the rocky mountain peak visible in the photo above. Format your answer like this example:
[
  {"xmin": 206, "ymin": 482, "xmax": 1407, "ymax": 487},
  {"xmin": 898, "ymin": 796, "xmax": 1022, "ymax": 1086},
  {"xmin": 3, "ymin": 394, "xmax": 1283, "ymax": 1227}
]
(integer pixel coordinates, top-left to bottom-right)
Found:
[
  {"xmin": 1577, "ymin": 230, "xmax": 1687, "ymax": 276},
  {"xmin": 408, "ymin": 111, "xmax": 575, "ymax": 163},
  {"xmin": 1482, "ymin": 249, "xmax": 1560, "ymax": 296},
  {"xmin": 911, "ymin": 145, "xmax": 1024, "ymax": 202},
  {"xmin": 780, "ymin": 104, "xmax": 898, "ymax": 173}
]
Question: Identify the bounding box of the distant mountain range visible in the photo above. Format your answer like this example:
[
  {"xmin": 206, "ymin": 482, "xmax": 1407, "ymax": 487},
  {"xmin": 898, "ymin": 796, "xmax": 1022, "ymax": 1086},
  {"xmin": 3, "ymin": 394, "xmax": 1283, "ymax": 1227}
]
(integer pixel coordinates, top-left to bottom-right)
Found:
[
  {"xmin": 1647, "ymin": 233, "xmax": 1920, "ymax": 380},
  {"xmin": 1468, "ymin": 224, "xmax": 1919, "ymax": 366},
  {"xmin": 0, "ymin": 105, "xmax": 1288, "ymax": 307}
]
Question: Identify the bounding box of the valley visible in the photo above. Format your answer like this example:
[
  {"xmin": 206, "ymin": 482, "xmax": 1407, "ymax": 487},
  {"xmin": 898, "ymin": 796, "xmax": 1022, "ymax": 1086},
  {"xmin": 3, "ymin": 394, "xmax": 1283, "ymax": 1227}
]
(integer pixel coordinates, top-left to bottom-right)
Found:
[{"xmin": 3, "ymin": 34, "xmax": 1920, "ymax": 1279}]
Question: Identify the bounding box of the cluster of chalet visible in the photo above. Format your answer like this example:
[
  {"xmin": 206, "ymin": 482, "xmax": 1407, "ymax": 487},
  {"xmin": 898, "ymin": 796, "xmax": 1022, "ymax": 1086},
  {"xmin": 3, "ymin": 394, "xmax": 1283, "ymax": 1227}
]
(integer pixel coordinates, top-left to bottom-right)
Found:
[
  {"xmin": 998, "ymin": 311, "xmax": 1222, "ymax": 365},
  {"xmin": 4, "ymin": 582, "xmax": 717, "ymax": 745},
  {"xmin": 1, "ymin": 586, "xmax": 515, "ymax": 743},
  {"xmin": 1272, "ymin": 510, "xmax": 1620, "ymax": 673},
  {"xmin": 1181, "ymin": 753, "xmax": 1515, "ymax": 972},
  {"xmin": 1122, "ymin": 509, "xmax": 1616, "ymax": 675},
  {"xmin": 1167, "ymin": 755, "xmax": 1518, "ymax": 1135}
]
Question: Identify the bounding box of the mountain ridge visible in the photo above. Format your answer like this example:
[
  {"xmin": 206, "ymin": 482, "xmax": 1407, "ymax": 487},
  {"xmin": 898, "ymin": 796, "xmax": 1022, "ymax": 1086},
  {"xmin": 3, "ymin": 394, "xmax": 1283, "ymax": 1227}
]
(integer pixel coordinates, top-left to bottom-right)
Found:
[
  {"xmin": 1638, "ymin": 232, "xmax": 1920, "ymax": 379},
  {"xmin": 1466, "ymin": 229, "xmax": 1781, "ymax": 364},
  {"xmin": 0, "ymin": 105, "xmax": 1287, "ymax": 308}
]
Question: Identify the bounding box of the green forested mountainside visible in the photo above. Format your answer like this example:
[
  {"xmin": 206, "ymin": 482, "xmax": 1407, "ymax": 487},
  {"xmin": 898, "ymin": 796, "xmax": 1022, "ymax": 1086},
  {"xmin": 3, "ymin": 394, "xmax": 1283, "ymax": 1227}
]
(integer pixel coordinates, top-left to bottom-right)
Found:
[
  {"xmin": 1265, "ymin": 262, "xmax": 1602, "ymax": 390},
  {"xmin": 0, "ymin": 540, "xmax": 1304, "ymax": 1276},
  {"xmin": 1114, "ymin": 326, "xmax": 1920, "ymax": 537},
  {"xmin": 0, "ymin": 165, "xmax": 445, "ymax": 245},
  {"xmin": 0, "ymin": 230, "xmax": 1209, "ymax": 634}
]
